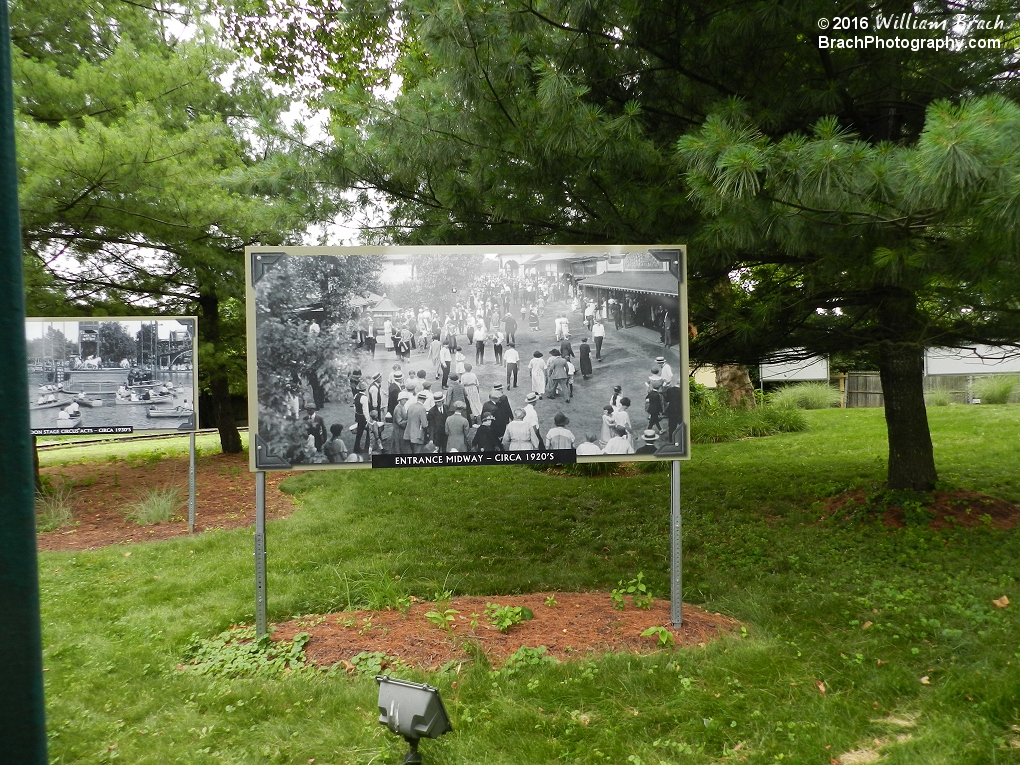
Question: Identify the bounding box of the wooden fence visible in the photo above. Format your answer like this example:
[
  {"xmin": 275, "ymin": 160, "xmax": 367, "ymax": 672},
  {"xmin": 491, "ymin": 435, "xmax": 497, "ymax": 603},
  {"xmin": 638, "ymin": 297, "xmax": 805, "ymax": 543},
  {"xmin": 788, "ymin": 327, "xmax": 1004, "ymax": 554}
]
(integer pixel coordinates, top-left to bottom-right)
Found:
[
  {"xmin": 844, "ymin": 372, "xmax": 883, "ymax": 408},
  {"xmin": 842, "ymin": 373, "xmax": 977, "ymax": 408}
]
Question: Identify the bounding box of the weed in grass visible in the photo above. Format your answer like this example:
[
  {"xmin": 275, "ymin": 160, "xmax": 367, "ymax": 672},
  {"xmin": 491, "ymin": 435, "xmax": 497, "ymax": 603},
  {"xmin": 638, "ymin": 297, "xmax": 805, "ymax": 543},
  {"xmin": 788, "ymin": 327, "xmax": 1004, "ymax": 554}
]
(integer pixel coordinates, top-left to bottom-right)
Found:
[
  {"xmin": 484, "ymin": 602, "xmax": 534, "ymax": 632},
  {"xmin": 349, "ymin": 651, "xmax": 407, "ymax": 675},
  {"xmin": 769, "ymin": 381, "xmax": 841, "ymax": 409},
  {"xmin": 395, "ymin": 595, "xmax": 414, "ymax": 615},
  {"xmin": 333, "ymin": 567, "xmax": 412, "ymax": 611},
  {"xmin": 901, "ymin": 500, "xmax": 936, "ymax": 527},
  {"xmin": 126, "ymin": 485, "xmax": 183, "ymax": 526},
  {"xmin": 491, "ymin": 645, "xmax": 557, "ymax": 678},
  {"xmin": 640, "ymin": 626, "xmax": 675, "ymax": 648},
  {"xmin": 461, "ymin": 638, "xmax": 491, "ymax": 670},
  {"xmin": 35, "ymin": 485, "xmax": 75, "ymax": 532},
  {"xmin": 181, "ymin": 627, "xmax": 314, "ymax": 678},
  {"xmin": 971, "ymin": 374, "xmax": 1019, "ymax": 404}
]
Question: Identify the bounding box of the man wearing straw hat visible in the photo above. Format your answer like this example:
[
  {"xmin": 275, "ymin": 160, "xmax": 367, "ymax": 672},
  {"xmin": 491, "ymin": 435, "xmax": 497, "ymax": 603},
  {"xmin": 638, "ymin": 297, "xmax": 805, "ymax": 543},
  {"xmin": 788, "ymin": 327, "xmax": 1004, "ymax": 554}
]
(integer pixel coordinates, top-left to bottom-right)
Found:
[
  {"xmin": 428, "ymin": 390, "xmax": 450, "ymax": 452},
  {"xmin": 656, "ymin": 355, "xmax": 674, "ymax": 387},
  {"xmin": 635, "ymin": 429, "xmax": 660, "ymax": 455}
]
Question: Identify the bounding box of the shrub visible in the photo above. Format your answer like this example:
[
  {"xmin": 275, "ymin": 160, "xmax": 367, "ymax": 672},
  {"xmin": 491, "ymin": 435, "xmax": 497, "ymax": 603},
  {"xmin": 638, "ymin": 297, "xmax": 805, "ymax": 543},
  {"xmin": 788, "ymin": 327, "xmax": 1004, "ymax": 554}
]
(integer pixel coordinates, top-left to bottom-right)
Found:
[
  {"xmin": 971, "ymin": 375, "xmax": 1018, "ymax": 405},
  {"xmin": 690, "ymin": 405, "xmax": 806, "ymax": 444},
  {"xmin": 36, "ymin": 485, "xmax": 75, "ymax": 532},
  {"xmin": 688, "ymin": 379, "xmax": 713, "ymax": 408},
  {"xmin": 769, "ymin": 382, "xmax": 841, "ymax": 410},
  {"xmin": 126, "ymin": 485, "xmax": 183, "ymax": 526}
]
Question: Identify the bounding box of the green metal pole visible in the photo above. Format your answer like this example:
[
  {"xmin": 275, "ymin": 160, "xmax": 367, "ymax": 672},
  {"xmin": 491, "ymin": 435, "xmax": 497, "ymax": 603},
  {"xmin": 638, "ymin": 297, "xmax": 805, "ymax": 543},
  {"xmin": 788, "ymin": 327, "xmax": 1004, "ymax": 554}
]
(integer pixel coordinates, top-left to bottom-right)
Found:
[{"xmin": 0, "ymin": 0, "xmax": 48, "ymax": 760}]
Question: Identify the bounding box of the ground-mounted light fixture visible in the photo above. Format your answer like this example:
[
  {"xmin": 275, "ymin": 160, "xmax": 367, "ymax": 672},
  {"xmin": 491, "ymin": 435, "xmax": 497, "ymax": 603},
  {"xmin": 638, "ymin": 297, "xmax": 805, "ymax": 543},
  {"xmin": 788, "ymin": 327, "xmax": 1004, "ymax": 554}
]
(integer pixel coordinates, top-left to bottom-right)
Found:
[{"xmin": 376, "ymin": 675, "xmax": 452, "ymax": 764}]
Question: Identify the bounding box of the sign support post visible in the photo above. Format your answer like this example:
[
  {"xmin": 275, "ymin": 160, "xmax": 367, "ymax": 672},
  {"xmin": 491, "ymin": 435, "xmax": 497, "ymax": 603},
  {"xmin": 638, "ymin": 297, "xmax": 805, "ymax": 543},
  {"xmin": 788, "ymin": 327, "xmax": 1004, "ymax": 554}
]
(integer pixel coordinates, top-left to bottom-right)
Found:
[
  {"xmin": 188, "ymin": 432, "xmax": 196, "ymax": 533},
  {"xmin": 670, "ymin": 460, "xmax": 682, "ymax": 628},
  {"xmin": 254, "ymin": 471, "xmax": 268, "ymax": 638},
  {"xmin": 0, "ymin": 0, "xmax": 48, "ymax": 757}
]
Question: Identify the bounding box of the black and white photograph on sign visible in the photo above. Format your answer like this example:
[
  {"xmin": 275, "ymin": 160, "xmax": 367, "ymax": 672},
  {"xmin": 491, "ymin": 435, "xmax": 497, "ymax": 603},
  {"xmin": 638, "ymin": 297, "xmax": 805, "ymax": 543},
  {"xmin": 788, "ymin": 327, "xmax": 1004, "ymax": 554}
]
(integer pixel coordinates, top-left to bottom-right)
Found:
[
  {"xmin": 26, "ymin": 317, "xmax": 197, "ymax": 435},
  {"xmin": 248, "ymin": 246, "xmax": 689, "ymax": 470}
]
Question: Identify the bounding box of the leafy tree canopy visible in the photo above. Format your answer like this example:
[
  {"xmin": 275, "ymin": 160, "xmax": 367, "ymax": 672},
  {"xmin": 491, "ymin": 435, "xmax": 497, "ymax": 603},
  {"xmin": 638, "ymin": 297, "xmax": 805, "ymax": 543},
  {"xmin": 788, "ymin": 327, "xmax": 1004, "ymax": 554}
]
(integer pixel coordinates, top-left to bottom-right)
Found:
[
  {"xmin": 241, "ymin": 0, "xmax": 1020, "ymax": 487},
  {"xmin": 14, "ymin": 0, "xmax": 326, "ymax": 450}
]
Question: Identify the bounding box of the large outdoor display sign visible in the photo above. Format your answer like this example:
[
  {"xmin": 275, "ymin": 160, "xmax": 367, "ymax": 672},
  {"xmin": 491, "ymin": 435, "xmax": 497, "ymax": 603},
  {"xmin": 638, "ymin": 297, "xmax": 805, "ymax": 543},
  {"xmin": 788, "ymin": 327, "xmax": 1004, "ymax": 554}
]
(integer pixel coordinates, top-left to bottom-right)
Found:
[
  {"xmin": 246, "ymin": 245, "xmax": 689, "ymax": 470},
  {"xmin": 759, "ymin": 353, "xmax": 830, "ymax": 383},
  {"xmin": 26, "ymin": 317, "xmax": 197, "ymax": 435},
  {"xmin": 925, "ymin": 345, "xmax": 1020, "ymax": 376}
]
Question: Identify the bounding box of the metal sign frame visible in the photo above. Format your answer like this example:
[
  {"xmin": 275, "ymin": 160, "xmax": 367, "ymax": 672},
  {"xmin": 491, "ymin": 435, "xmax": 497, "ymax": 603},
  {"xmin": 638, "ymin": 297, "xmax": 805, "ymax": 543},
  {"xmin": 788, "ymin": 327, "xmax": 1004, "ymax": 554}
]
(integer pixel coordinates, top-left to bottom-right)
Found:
[
  {"xmin": 245, "ymin": 245, "xmax": 690, "ymax": 471},
  {"xmin": 25, "ymin": 316, "xmax": 198, "ymax": 435}
]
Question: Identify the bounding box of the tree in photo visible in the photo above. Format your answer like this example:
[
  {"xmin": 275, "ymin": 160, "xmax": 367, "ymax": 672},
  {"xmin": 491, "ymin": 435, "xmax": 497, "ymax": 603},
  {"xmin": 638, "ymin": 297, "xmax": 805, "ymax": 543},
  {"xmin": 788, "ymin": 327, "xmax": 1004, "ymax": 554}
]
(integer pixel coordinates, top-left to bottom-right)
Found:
[
  {"xmin": 257, "ymin": 254, "xmax": 382, "ymax": 326},
  {"xmin": 389, "ymin": 253, "xmax": 485, "ymax": 316},
  {"xmin": 97, "ymin": 323, "xmax": 136, "ymax": 366},
  {"xmin": 26, "ymin": 326, "xmax": 77, "ymax": 362},
  {"xmin": 255, "ymin": 254, "xmax": 381, "ymax": 441}
]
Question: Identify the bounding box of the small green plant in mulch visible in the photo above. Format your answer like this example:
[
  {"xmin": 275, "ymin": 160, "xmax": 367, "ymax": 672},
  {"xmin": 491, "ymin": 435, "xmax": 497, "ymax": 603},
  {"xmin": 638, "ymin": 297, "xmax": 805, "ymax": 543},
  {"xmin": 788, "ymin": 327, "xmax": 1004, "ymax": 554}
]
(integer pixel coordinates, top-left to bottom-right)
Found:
[
  {"xmin": 425, "ymin": 607, "xmax": 459, "ymax": 633},
  {"xmin": 640, "ymin": 626, "xmax": 675, "ymax": 648},
  {"xmin": 125, "ymin": 485, "xmax": 183, "ymax": 526},
  {"xmin": 181, "ymin": 627, "xmax": 315, "ymax": 678},
  {"xmin": 36, "ymin": 485, "xmax": 75, "ymax": 532},
  {"xmin": 829, "ymin": 489, "xmax": 938, "ymax": 527},
  {"xmin": 611, "ymin": 572, "xmax": 654, "ymax": 610},
  {"xmin": 484, "ymin": 602, "xmax": 534, "ymax": 633}
]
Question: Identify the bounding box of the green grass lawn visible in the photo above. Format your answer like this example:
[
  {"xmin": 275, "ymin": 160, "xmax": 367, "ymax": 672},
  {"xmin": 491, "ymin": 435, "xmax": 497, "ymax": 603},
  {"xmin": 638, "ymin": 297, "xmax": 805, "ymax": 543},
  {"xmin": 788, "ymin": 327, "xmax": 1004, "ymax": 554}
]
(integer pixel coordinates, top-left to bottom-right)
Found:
[
  {"xmin": 37, "ymin": 431, "xmax": 238, "ymax": 468},
  {"xmin": 38, "ymin": 406, "xmax": 1020, "ymax": 764}
]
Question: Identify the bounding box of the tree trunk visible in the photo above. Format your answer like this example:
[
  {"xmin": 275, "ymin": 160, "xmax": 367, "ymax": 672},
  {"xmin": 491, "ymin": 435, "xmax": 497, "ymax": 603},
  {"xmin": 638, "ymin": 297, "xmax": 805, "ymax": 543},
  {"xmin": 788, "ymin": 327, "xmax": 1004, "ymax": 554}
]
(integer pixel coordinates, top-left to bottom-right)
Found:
[
  {"xmin": 715, "ymin": 364, "xmax": 757, "ymax": 408},
  {"xmin": 198, "ymin": 290, "xmax": 243, "ymax": 454},
  {"xmin": 878, "ymin": 342, "xmax": 937, "ymax": 491}
]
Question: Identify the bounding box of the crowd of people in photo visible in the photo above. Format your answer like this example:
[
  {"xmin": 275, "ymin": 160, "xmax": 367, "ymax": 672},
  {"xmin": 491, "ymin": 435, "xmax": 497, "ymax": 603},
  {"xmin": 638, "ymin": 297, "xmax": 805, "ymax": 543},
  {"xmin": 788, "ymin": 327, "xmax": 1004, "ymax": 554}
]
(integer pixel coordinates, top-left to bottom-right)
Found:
[{"xmin": 278, "ymin": 270, "xmax": 682, "ymax": 464}]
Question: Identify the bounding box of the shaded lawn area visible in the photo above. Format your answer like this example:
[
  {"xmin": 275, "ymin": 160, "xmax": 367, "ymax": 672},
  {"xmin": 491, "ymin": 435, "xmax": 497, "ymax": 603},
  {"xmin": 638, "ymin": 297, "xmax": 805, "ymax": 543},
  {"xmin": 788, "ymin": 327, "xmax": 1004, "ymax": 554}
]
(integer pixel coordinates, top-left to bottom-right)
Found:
[{"xmin": 39, "ymin": 406, "xmax": 1020, "ymax": 764}]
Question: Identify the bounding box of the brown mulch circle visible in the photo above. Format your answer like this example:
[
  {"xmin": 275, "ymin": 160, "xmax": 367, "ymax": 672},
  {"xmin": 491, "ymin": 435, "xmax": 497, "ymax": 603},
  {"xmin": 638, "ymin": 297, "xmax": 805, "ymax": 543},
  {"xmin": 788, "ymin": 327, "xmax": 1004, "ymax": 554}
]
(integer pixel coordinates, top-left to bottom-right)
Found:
[
  {"xmin": 820, "ymin": 488, "xmax": 1020, "ymax": 530},
  {"xmin": 37, "ymin": 452, "xmax": 296, "ymax": 551},
  {"xmin": 270, "ymin": 592, "xmax": 739, "ymax": 671}
]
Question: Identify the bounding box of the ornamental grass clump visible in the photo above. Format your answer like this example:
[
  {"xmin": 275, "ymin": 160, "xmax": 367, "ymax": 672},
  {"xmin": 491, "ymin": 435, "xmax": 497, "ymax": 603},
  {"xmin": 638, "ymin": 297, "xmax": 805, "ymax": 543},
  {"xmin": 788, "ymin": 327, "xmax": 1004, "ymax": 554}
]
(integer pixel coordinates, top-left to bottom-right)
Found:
[
  {"xmin": 925, "ymin": 385, "xmax": 954, "ymax": 407},
  {"xmin": 769, "ymin": 382, "xmax": 841, "ymax": 410},
  {"xmin": 690, "ymin": 405, "xmax": 806, "ymax": 444},
  {"xmin": 36, "ymin": 485, "xmax": 75, "ymax": 532},
  {"xmin": 126, "ymin": 485, "xmax": 183, "ymax": 526},
  {"xmin": 971, "ymin": 375, "xmax": 1018, "ymax": 405}
]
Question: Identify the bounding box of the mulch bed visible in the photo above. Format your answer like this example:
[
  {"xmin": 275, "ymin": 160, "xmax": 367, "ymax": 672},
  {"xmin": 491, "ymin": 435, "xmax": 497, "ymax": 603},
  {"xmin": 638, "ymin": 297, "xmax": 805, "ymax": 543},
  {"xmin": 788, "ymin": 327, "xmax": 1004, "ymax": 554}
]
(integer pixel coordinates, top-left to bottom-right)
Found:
[
  {"xmin": 37, "ymin": 452, "xmax": 296, "ymax": 551},
  {"xmin": 820, "ymin": 488, "xmax": 1020, "ymax": 530},
  {"xmin": 270, "ymin": 592, "xmax": 738, "ymax": 671},
  {"xmin": 39, "ymin": 451, "xmax": 738, "ymax": 662}
]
